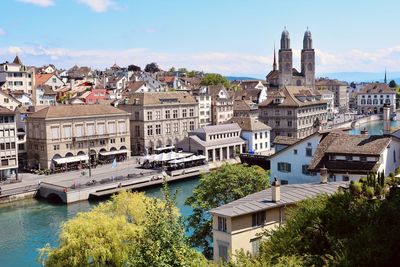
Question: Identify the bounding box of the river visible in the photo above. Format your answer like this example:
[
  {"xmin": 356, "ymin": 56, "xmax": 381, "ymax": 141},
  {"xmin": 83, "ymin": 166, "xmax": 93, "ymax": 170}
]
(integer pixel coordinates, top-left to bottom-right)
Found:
[
  {"xmin": 0, "ymin": 119, "xmax": 397, "ymax": 266},
  {"xmin": 0, "ymin": 178, "xmax": 199, "ymax": 267}
]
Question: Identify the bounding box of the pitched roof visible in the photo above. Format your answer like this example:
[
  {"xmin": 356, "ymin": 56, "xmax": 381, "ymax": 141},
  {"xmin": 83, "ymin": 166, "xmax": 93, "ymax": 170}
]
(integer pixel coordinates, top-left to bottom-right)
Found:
[
  {"xmin": 0, "ymin": 106, "xmax": 16, "ymax": 115},
  {"xmin": 228, "ymin": 117, "xmax": 271, "ymax": 132},
  {"xmin": 126, "ymin": 81, "xmax": 146, "ymax": 91},
  {"xmin": 28, "ymin": 104, "xmax": 129, "ymax": 119},
  {"xmin": 233, "ymin": 99, "xmax": 258, "ymax": 111},
  {"xmin": 358, "ymin": 83, "xmax": 395, "ymax": 94},
  {"xmin": 186, "ymin": 134, "xmax": 245, "ymax": 148},
  {"xmin": 35, "ymin": 73, "xmax": 56, "ymax": 86},
  {"xmin": 123, "ymin": 92, "xmax": 197, "ymax": 105},
  {"xmin": 273, "ymin": 136, "xmax": 300, "ymax": 146},
  {"xmin": 194, "ymin": 123, "xmax": 242, "ymax": 134},
  {"xmin": 209, "ymin": 181, "xmax": 348, "ymax": 217},
  {"xmin": 315, "ymin": 79, "xmax": 347, "ymax": 86},
  {"xmin": 13, "ymin": 55, "xmax": 22, "ymax": 65},
  {"xmin": 259, "ymin": 86, "xmax": 327, "ymax": 108}
]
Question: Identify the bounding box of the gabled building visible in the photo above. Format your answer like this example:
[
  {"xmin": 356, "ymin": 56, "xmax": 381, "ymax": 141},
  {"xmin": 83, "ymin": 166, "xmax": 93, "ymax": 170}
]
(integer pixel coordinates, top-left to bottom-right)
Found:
[
  {"xmin": 208, "ymin": 85, "xmax": 234, "ymax": 125},
  {"xmin": 0, "ymin": 90, "xmax": 21, "ymax": 111},
  {"xmin": 0, "ymin": 56, "xmax": 35, "ymax": 95},
  {"xmin": 259, "ymin": 86, "xmax": 328, "ymax": 140},
  {"xmin": 228, "ymin": 117, "xmax": 271, "ymax": 154},
  {"xmin": 315, "ymin": 78, "xmax": 348, "ymax": 109},
  {"xmin": 356, "ymin": 83, "xmax": 395, "ymax": 114},
  {"xmin": 233, "ymin": 99, "xmax": 259, "ymax": 118},
  {"xmin": 35, "ymin": 85, "xmax": 57, "ymax": 106},
  {"xmin": 35, "ymin": 73, "xmax": 64, "ymax": 90},
  {"xmin": 192, "ymin": 86, "xmax": 212, "ymax": 128},
  {"xmin": 10, "ymin": 90, "xmax": 33, "ymax": 107}
]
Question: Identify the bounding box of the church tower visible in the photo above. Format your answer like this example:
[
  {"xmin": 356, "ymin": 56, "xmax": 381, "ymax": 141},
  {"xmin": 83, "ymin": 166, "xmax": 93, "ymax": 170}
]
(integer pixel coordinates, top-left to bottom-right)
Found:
[
  {"xmin": 278, "ymin": 28, "xmax": 292, "ymax": 87},
  {"xmin": 301, "ymin": 28, "xmax": 315, "ymax": 88}
]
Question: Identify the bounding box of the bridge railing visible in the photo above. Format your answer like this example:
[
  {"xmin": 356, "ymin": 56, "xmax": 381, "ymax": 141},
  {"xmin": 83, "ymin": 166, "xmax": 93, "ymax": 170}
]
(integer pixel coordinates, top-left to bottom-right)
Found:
[{"xmin": 0, "ymin": 184, "xmax": 39, "ymax": 197}]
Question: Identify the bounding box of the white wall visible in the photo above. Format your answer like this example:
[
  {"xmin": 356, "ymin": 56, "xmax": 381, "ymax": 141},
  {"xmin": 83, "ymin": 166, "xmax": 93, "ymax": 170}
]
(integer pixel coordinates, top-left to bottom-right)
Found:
[
  {"xmin": 270, "ymin": 134, "xmax": 322, "ymax": 184},
  {"xmin": 241, "ymin": 129, "xmax": 270, "ymax": 153}
]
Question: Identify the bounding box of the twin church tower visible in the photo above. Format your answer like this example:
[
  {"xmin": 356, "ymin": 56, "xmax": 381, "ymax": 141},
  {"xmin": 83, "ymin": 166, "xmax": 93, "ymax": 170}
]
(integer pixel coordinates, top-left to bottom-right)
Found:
[{"xmin": 267, "ymin": 28, "xmax": 315, "ymax": 89}]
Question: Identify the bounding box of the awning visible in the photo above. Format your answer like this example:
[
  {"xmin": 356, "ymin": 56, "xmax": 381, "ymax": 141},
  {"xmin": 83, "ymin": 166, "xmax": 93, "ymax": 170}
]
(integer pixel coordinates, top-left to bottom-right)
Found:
[
  {"xmin": 142, "ymin": 151, "xmax": 193, "ymax": 163},
  {"xmin": 53, "ymin": 155, "xmax": 89, "ymax": 164},
  {"xmin": 99, "ymin": 149, "xmax": 129, "ymax": 156},
  {"xmin": 154, "ymin": 145, "xmax": 175, "ymax": 151}
]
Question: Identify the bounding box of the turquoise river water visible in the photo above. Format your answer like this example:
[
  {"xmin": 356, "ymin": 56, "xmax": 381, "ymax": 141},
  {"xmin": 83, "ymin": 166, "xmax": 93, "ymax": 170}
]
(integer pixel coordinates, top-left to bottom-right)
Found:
[{"xmin": 0, "ymin": 119, "xmax": 397, "ymax": 266}]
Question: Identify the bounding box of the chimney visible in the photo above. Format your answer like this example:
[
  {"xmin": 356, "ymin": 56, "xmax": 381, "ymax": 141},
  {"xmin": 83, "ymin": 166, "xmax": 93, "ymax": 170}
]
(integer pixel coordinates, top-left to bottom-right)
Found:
[
  {"xmin": 383, "ymin": 103, "xmax": 391, "ymax": 135},
  {"xmin": 320, "ymin": 166, "xmax": 328, "ymax": 184},
  {"xmin": 272, "ymin": 177, "xmax": 280, "ymax": 202}
]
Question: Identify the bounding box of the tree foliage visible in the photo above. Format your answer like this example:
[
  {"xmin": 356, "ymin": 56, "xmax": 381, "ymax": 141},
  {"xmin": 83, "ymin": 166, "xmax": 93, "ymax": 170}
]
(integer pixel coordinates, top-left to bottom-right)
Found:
[
  {"xmin": 128, "ymin": 64, "xmax": 141, "ymax": 72},
  {"xmin": 144, "ymin": 62, "xmax": 161, "ymax": 73},
  {"xmin": 185, "ymin": 164, "xmax": 270, "ymax": 259},
  {"xmin": 230, "ymin": 179, "xmax": 400, "ymax": 267},
  {"xmin": 38, "ymin": 185, "xmax": 210, "ymax": 267},
  {"xmin": 388, "ymin": 79, "xmax": 397, "ymax": 88},
  {"xmin": 200, "ymin": 73, "xmax": 230, "ymax": 88}
]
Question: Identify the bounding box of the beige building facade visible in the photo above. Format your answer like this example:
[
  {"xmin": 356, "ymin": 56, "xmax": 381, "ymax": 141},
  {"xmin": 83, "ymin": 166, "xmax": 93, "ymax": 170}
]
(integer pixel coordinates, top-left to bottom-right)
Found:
[
  {"xmin": 0, "ymin": 107, "xmax": 18, "ymax": 180},
  {"xmin": 26, "ymin": 105, "xmax": 130, "ymax": 169},
  {"xmin": 117, "ymin": 92, "xmax": 198, "ymax": 155},
  {"xmin": 0, "ymin": 56, "xmax": 35, "ymax": 95}
]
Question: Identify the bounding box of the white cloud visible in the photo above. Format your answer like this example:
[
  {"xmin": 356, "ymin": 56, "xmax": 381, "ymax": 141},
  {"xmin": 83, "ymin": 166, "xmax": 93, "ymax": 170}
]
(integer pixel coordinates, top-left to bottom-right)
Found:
[
  {"xmin": 0, "ymin": 28, "xmax": 6, "ymax": 36},
  {"xmin": 3, "ymin": 44, "xmax": 400, "ymax": 77},
  {"xmin": 18, "ymin": 0, "xmax": 54, "ymax": 7},
  {"xmin": 76, "ymin": 0, "xmax": 115, "ymax": 12}
]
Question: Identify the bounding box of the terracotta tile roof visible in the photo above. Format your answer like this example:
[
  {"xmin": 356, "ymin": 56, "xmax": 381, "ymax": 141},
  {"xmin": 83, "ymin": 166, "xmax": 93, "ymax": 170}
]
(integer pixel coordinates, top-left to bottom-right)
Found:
[
  {"xmin": 228, "ymin": 117, "xmax": 271, "ymax": 132},
  {"xmin": 233, "ymin": 99, "xmax": 258, "ymax": 111},
  {"xmin": 0, "ymin": 106, "xmax": 15, "ymax": 115},
  {"xmin": 124, "ymin": 92, "xmax": 197, "ymax": 106},
  {"xmin": 358, "ymin": 83, "xmax": 395, "ymax": 94},
  {"xmin": 315, "ymin": 79, "xmax": 347, "ymax": 86},
  {"xmin": 126, "ymin": 81, "xmax": 146, "ymax": 91},
  {"xmin": 259, "ymin": 86, "xmax": 327, "ymax": 108},
  {"xmin": 28, "ymin": 104, "xmax": 129, "ymax": 119},
  {"xmin": 35, "ymin": 73, "xmax": 55, "ymax": 86}
]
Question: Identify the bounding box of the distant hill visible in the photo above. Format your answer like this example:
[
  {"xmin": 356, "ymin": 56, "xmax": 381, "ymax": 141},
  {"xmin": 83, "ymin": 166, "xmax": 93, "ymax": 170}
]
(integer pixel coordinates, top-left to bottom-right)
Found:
[
  {"xmin": 318, "ymin": 72, "xmax": 400, "ymax": 83},
  {"xmin": 225, "ymin": 76, "xmax": 260, "ymax": 81}
]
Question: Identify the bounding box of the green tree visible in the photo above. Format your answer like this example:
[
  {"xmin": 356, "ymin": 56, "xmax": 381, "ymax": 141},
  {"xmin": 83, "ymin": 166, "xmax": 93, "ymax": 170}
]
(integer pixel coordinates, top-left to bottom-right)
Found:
[
  {"xmin": 185, "ymin": 164, "xmax": 269, "ymax": 258},
  {"xmin": 388, "ymin": 80, "xmax": 397, "ymax": 88},
  {"xmin": 144, "ymin": 62, "xmax": 160, "ymax": 73},
  {"xmin": 39, "ymin": 186, "xmax": 209, "ymax": 267},
  {"xmin": 200, "ymin": 73, "xmax": 230, "ymax": 88}
]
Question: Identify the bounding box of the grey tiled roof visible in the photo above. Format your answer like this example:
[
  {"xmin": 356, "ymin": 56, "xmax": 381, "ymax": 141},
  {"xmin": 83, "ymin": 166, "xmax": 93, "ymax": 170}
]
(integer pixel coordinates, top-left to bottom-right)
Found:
[
  {"xmin": 189, "ymin": 135, "xmax": 245, "ymax": 147},
  {"xmin": 209, "ymin": 182, "xmax": 348, "ymax": 217},
  {"xmin": 194, "ymin": 123, "xmax": 242, "ymax": 134}
]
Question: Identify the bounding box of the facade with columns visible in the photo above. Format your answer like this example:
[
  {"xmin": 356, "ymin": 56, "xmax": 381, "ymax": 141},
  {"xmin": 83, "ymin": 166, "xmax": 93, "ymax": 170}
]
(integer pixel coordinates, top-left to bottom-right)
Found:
[
  {"xmin": 267, "ymin": 28, "xmax": 315, "ymax": 89},
  {"xmin": 176, "ymin": 123, "xmax": 246, "ymax": 162}
]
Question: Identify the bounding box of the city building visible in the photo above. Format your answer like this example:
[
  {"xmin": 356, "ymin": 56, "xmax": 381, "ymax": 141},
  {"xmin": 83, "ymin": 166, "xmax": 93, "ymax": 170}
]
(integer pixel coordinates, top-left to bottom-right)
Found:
[
  {"xmin": 176, "ymin": 123, "xmax": 245, "ymax": 162},
  {"xmin": 232, "ymin": 99, "xmax": 259, "ymax": 118},
  {"xmin": 210, "ymin": 180, "xmax": 347, "ymax": 262},
  {"xmin": 266, "ymin": 28, "xmax": 315, "ymax": 89},
  {"xmin": 318, "ymin": 89, "xmax": 335, "ymax": 119},
  {"xmin": 192, "ymin": 86, "xmax": 212, "ymax": 128},
  {"xmin": 228, "ymin": 117, "xmax": 271, "ymax": 154},
  {"xmin": 26, "ymin": 105, "xmax": 131, "ymax": 169},
  {"xmin": 315, "ymin": 78, "xmax": 348, "ymax": 109},
  {"xmin": 0, "ymin": 90, "xmax": 21, "ymax": 111},
  {"xmin": 0, "ymin": 56, "xmax": 35, "ymax": 95},
  {"xmin": 356, "ymin": 83, "xmax": 396, "ymax": 114},
  {"xmin": 209, "ymin": 85, "xmax": 234, "ymax": 125},
  {"xmin": 35, "ymin": 86, "xmax": 57, "ymax": 106},
  {"xmin": 35, "ymin": 73, "xmax": 64, "ymax": 90},
  {"xmin": 259, "ymin": 86, "xmax": 328, "ymax": 140},
  {"xmin": 117, "ymin": 92, "xmax": 198, "ymax": 155},
  {"xmin": 0, "ymin": 107, "xmax": 18, "ymax": 181}
]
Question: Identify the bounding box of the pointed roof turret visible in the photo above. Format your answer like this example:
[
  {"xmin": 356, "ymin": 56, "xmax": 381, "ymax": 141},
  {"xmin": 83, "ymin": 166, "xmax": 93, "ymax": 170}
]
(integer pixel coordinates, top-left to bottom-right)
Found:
[
  {"xmin": 280, "ymin": 27, "xmax": 290, "ymax": 50},
  {"xmin": 13, "ymin": 55, "xmax": 22, "ymax": 65},
  {"xmin": 273, "ymin": 44, "xmax": 277, "ymax": 71},
  {"xmin": 384, "ymin": 68, "xmax": 387, "ymax": 84},
  {"xmin": 303, "ymin": 27, "xmax": 313, "ymax": 50}
]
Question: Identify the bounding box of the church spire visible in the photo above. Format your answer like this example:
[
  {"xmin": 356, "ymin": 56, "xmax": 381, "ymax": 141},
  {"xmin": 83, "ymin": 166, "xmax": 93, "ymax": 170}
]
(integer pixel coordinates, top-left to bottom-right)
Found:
[
  {"xmin": 273, "ymin": 44, "xmax": 277, "ymax": 71},
  {"xmin": 384, "ymin": 68, "xmax": 387, "ymax": 84}
]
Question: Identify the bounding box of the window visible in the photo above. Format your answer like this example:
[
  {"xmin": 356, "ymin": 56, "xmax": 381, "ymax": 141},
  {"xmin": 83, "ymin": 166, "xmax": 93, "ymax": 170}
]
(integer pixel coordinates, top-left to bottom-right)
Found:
[
  {"xmin": 306, "ymin": 148, "xmax": 312, "ymax": 157},
  {"xmin": 183, "ymin": 122, "xmax": 187, "ymax": 132},
  {"xmin": 165, "ymin": 110, "xmax": 170, "ymax": 119},
  {"xmin": 182, "ymin": 109, "xmax": 187, "ymax": 118},
  {"xmin": 293, "ymin": 149, "xmax": 297, "ymax": 155},
  {"xmin": 97, "ymin": 123, "xmax": 105, "ymax": 135},
  {"xmin": 108, "ymin": 122, "xmax": 116, "ymax": 134},
  {"xmin": 218, "ymin": 243, "xmax": 228, "ymax": 262},
  {"xmin": 302, "ymin": 165, "xmax": 316, "ymax": 176},
  {"xmin": 173, "ymin": 110, "xmax": 178, "ymax": 119},
  {"xmin": 100, "ymin": 140, "xmax": 106, "ymax": 145},
  {"xmin": 120, "ymin": 137, "xmax": 125, "ymax": 143},
  {"xmin": 110, "ymin": 139, "xmax": 115, "ymax": 144},
  {"xmin": 217, "ymin": 216, "xmax": 227, "ymax": 232},
  {"xmin": 1, "ymin": 159, "xmax": 8, "ymax": 166},
  {"xmin": 134, "ymin": 111, "xmax": 139, "ymax": 120},
  {"xmin": 251, "ymin": 238, "xmax": 262, "ymax": 255},
  {"xmin": 51, "ymin": 127, "xmax": 60, "ymax": 140},
  {"xmin": 166, "ymin": 123, "xmax": 171, "ymax": 134},
  {"xmin": 147, "ymin": 111, "xmax": 153, "ymax": 121},
  {"xmin": 173, "ymin": 123, "xmax": 179, "ymax": 132},
  {"xmin": 155, "ymin": 111, "xmax": 161, "ymax": 120},
  {"xmin": 147, "ymin": 125, "xmax": 153, "ymax": 136},
  {"xmin": 277, "ymin": 162, "xmax": 291, "ymax": 172},
  {"xmin": 287, "ymin": 120, "xmax": 292, "ymax": 127},
  {"xmin": 189, "ymin": 121, "xmax": 195, "ymax": 131},
  {"xmin": 255, "ymin": 144, "xmax": 258, "ymax": 150},
  {"xmin": 134, "ymin": 125, "xmax": 140, "ymax": 137},
  {"xmin": 63, "ymin": 126, "xmax": 72, "ymax": 139},
  {"xmin": 394, "ymin": 150, "xmax": 396, "ymax": 163},
  {"xmin": 87, "ymin": 123, "xmax": 94, "ymax": 136},
  {"xmin": 119, "ymin": 121, "xmax": 126, "ymax": 133},
  {"xmin": 4, "ymin": 98, "xmax": 9, "ymax": 103},
  {"xmin": 275, "ymin": 120, "xmax": 280, "ymax": 127},
  {"xmin": 255, "ymin": 133, "xmax": 258, "ymax": 140},
  {"xmin": 156, "ymin": 124, "xmax": 161, "ymax": 135},
  {"xmin": 287, "ymin": 110, "xmax": 292, "ymax": 115},
  {"xmin": 53, "ymin": 144, "xmax": 60, "ymax": 150},
  {"xmin": 189, "ymin": 108, "xmax": 194, "ymax": 117},
  {"xmin": 252, "ymin": 211, "xmax": 265, "ymax": 227}
]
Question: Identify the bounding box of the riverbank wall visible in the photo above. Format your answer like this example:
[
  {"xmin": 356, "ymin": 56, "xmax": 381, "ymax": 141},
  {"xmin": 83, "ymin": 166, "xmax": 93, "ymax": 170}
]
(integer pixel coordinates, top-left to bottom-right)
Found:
[{"xmin": 332, "ymin": 115, "xmax": 382, "ymax": 130}]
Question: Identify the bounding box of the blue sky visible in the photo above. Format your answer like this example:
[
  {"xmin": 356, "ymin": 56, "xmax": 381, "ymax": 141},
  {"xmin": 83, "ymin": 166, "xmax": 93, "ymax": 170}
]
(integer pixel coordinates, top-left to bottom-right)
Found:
[{"xmin": 0, "ymin": 0, "xmax": 399, "ymax": 78}]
